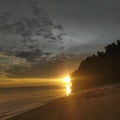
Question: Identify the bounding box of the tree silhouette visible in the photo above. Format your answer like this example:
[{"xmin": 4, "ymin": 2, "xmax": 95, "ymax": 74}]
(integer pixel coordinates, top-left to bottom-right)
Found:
[{"xmin": 72, "ymin": 40, "xmax": 120, "ymax": 91}]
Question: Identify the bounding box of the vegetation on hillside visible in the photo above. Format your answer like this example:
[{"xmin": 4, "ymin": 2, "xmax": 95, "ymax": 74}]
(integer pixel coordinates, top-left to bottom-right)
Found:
[{"xmin": 72, "ymin": 40, "xmax": 120, "ymax": 91}]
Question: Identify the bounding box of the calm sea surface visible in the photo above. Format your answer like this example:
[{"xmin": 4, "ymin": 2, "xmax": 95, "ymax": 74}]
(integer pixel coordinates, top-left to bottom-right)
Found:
[{"xmin": 0, "ymin": 83, "xmax": 71, "ymax": 119}]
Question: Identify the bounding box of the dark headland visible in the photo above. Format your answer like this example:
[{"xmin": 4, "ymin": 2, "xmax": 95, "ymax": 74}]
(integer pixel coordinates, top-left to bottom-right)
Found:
[{"xmin": 72, "ymin": 40, "xmax": 120, "ymax": 91}]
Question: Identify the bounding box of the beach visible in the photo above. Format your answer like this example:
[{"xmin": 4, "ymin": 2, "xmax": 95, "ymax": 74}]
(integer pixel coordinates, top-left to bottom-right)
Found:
[
  {"xmin": 0, "ymin": 85, "xmax": 66, "ymax": 120},
  {"xmin": 8, "ymin": 84, "xmax": 120, "ymax": 120}
]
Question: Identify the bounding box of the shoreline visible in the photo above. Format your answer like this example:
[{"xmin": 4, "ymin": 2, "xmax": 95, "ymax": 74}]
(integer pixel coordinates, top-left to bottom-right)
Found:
[
  {"xmin": 8, "ymin": 83, "xmax": 120, "ymax": 120},
  {"xmin": 0, "ymin": 103, "xmax": 45, "ymax": 120},
  {"xmin": 0, "ymin": 96, "xmax": 66, "ymax": 120}
]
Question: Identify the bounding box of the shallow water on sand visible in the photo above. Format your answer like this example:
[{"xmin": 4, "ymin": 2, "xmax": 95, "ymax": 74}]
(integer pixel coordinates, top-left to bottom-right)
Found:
[{"xmin": 0, "ymin": 84, "xmax": 67, "ymax": 119}]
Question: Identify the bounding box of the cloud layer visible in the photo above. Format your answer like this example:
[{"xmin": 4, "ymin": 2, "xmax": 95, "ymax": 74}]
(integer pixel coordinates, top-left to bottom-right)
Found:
[{"xmin": 0, "ymin": 0, "xmax": 120, "ymax": 79}]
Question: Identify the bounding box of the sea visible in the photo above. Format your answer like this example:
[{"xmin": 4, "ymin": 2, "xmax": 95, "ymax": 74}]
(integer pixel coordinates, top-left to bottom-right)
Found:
[{"xmin": 0, "ymin": 83, "xmax": 70, "ymax": 120}]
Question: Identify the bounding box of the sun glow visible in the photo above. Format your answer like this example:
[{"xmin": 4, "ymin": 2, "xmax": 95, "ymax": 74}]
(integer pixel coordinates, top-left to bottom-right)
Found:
[{"xmin": 63, "ymin": 76, "xmax": 71, "ymax": 83}]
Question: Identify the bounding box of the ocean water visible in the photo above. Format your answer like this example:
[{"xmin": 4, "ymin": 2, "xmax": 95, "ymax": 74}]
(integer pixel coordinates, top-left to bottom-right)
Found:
[{"xmin": 0, "ymin": 84, "xmax": 68, "ymax": 120}]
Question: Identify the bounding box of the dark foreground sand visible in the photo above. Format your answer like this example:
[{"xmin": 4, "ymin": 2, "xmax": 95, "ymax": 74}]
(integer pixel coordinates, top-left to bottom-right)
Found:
[{"xmin": 8, "ymin": 84, "xmax": 120, "ymax": 120}]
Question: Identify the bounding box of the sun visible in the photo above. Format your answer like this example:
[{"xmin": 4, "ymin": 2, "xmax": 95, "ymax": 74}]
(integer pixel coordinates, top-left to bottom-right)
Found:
[{"xmin": 63, "ymin": 76, "xmax": 71, "ymax": 83}]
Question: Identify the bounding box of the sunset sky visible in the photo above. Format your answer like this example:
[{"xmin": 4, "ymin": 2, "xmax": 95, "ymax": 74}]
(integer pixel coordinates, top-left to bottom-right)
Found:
[{"xmin": 0, "ymin": 0, "xmax": 120, "ymax": 87}]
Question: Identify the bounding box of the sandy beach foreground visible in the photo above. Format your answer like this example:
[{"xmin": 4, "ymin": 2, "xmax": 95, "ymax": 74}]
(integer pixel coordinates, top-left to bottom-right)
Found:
[{"xmin": 8, "ymin": 84, "xmax": 120, "ymax": 120}]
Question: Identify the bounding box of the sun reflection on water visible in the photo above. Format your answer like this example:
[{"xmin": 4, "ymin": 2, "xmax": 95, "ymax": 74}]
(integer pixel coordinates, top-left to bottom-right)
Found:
[
  {"xmin": 66, "ymin": 83, "xmax": 72, "ymax": 96},
  {"xmin": 63, "ymin": 76, "xmax": 72, "ymax": 96}
]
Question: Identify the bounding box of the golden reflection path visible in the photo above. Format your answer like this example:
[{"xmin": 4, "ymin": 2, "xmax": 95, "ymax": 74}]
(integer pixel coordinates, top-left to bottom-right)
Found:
[{"xmin": 66, "ymin": 82, "xmax": 72, "ymax": 96}]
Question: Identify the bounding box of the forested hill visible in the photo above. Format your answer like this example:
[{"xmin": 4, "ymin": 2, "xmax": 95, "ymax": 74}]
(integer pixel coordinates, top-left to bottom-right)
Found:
[{"xmin": 72, "ymin": 40, "xmax": 120, "ymax": 91}]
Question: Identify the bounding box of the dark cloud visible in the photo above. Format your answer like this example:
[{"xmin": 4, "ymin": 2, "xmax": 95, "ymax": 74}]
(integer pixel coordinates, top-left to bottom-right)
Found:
[
  {"xmin": 0, "ymin": 5, "xmax": 63, "ymax": 41},
  {"xmin": 15, "ymin": 49, "xmax": 42, "ymax": 62}
]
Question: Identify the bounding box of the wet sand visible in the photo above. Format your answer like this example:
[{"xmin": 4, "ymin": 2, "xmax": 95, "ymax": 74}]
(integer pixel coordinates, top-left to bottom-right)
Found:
[{"xmin": 8, "ymin": 84, "xmax": 120, "ymax": 120}]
